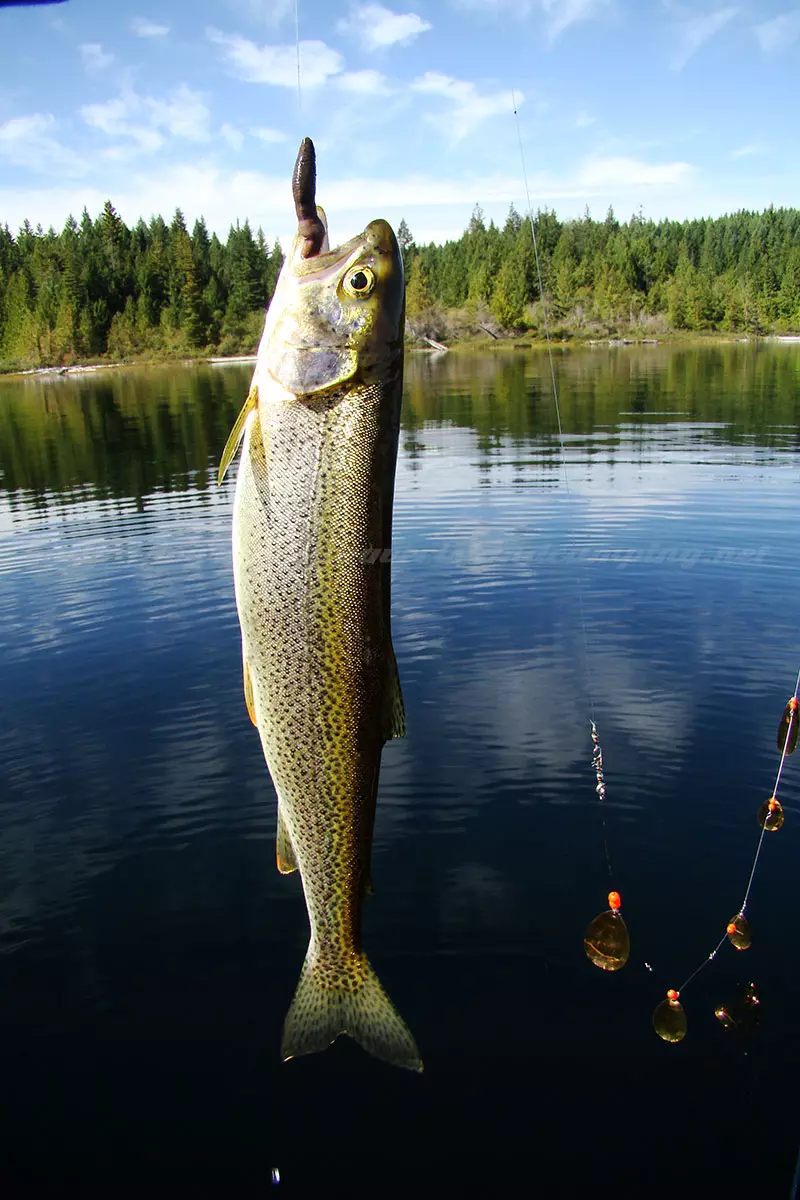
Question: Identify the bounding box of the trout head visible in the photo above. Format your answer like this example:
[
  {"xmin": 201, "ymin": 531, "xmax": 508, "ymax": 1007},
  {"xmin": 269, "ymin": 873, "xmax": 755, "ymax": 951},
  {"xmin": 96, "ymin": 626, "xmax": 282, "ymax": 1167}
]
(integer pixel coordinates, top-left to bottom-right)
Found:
[{"xmin": 258, "ymin": 213, "xmax": 404, "ymax": 400}]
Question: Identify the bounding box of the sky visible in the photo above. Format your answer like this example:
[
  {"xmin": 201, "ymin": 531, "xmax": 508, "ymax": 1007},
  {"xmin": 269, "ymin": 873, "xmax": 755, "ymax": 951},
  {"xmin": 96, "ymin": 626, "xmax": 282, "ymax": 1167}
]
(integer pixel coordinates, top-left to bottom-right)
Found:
[{"xmin": 0, "ymin": 0, "xmax": 798, "ymax": 250}]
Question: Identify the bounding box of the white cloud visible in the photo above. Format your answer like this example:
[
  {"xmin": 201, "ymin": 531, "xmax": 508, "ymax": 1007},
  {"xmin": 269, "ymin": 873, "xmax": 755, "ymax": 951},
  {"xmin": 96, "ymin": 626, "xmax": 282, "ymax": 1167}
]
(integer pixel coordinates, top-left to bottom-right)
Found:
[
  {"xmin": 670, "ymin": 7, "xmax": 738, "ymax": 71},
  {"xmin": 79, "ymin": 43, "xmax": 115, "ymax": 71},
  {"xmin": 0, "ymin": 149, "xmax": 790, "ymax": 254},
  {"xmin": 412, "ymin": 72, "xmax": 518, "ymax": 139},
  {"xmin": 250, "ymin": 126, "xmax": 289, "ymax": 143},
  {"xmin": 0, "ymin": 113, "xmax": 82, "ymax": 174},
  {"xmin": 450, "ymin": 0, "xmax": 532, "ymax": 11},
  {"xmin": 540, "ymin": 0, "xmax": 608, "ymax": 42},
  {"xmin": 145, "ymin": 84, "xmax": 209, "ymax": 141},
  {"xmin": 755, "ymin": 8, "xmax": 800, "ymax": 52},
  {"xmin": 81, "ymin": 85, "xmax": 211, "ymax": 156},
  {"xmin": 337, "ymin": 4, "xmax": 432, "ymax": 50},
  {"xmin": 236, "ymin": 0, "xmax": 294, "ymax": 24},
  {"xmin": 449, "ymin": 0, "xmax": 607, "ymax": 41},
  {"xmin": 323, "ymin": 174, "xmax": 521, "ymax": 208},
  {"xmin": 81, "ymin": 97, "xmax": 130, "ymax": 135},
  {"xmin": 82, "ymin": 97, "xmax": 165, "ymax": 154},
  {"xmin": 577, "ymin": 155, "xmax": 693, "ymax": 188},
  {"xmin": 575, "ymin": 110, "xmax": 596, "ymax": 127},
  {"xmin": 0, "ymin": 113, "xmax": 54, "ymax": 149},
  {"xmin": 221, "ymin": 123, "xmax": 245, "ymax": 151},
  {"xmin": 207, "ymin": 28, "xmax": 343, "ymax": 86},
  {"xmin": 730, "ymin": 142, "xmax": 768, "ymax": 159},
  {"xmin": 130, "ymin": 17, "xmax": 170, "ymax": 37},
  {"xmin": 0, "ymin": 165, "xmax": 296, "ymax": 248},
  {"xmin": 336, "ymin": 69, "xmax": 393, "ymax": 94}
]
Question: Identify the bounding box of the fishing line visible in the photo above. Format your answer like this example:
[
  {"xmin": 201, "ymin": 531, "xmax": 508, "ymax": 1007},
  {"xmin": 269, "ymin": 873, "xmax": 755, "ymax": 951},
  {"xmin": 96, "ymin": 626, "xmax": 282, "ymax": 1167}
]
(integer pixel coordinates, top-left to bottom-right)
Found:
[
  {"xmin": 672, "ymin": 672, "xmax": 800, "ymax": 999},
  {"xmin": 511, "ymin": 92, "xmax": 599, "ymax": 724},
  {"xmin": 294, "ymin": 0, "xmax": 302, "ymax": 110},
  {"xmin": 511, "ymin": 92, "xmax": 798, "ymax": 1041},
  {"xmin": 739, "ymin": 708, "xmax": 794, "ymax": 917},
  {"xmin": 512, "ymin": 92, "xmax": 613, "ymax": 886},
  {"xmin": 511, "ymin": 91, "xmax": 561, "ymax": 446}
]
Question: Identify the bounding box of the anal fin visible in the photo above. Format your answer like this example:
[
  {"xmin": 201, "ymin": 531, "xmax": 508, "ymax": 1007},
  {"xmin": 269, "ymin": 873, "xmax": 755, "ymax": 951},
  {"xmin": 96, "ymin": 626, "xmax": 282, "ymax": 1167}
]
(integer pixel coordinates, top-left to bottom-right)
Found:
[
  {"xmin": 276, "ymin": 806, "xmax": 298, "ymax": 875},
  {"xmin": 382, "ymin": 643, "xmax": 406, "ymax": 741}
]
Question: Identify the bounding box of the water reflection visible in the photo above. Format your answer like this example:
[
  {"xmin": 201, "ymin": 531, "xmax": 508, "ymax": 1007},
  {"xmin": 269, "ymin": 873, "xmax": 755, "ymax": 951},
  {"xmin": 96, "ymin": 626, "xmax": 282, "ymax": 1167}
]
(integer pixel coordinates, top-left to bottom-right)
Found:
[
  {"xmin": 2, "ymin": 345, "xmax": 800, "ymax": 517},
  {"xmin": 403, "ymin": 343, "xmax": 800, "ymax": 451},
  {"xmin": 0, "ymin": 366, "xmax": 243, "ymax": 508},
  {"xmin": 2, "ymin": 347, "xmax": 800, "ymax": 1192}
]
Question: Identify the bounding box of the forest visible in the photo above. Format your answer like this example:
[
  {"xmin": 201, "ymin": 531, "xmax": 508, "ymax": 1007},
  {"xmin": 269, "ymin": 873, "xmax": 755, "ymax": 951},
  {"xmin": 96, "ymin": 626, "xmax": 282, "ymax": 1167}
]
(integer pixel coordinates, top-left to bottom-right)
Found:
[{"xmin": 1, "ymin": 200, "xmax": 800, "ymax": 371}]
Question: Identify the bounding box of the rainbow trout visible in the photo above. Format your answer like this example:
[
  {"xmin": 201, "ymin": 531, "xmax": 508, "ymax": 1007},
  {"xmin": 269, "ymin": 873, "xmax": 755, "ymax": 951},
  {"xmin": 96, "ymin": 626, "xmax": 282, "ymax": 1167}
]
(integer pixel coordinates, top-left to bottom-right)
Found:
[{"xmin": 218, "ymin": 139, "xmax": 421, "ymax": 1071}]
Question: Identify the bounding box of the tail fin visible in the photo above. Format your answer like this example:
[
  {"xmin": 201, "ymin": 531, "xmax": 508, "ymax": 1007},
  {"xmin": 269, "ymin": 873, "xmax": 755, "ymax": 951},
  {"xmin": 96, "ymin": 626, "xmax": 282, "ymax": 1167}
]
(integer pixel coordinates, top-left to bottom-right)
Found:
[{"xmin": 281, "ymin": 950, "xmax": 422, "ymax": 1072}]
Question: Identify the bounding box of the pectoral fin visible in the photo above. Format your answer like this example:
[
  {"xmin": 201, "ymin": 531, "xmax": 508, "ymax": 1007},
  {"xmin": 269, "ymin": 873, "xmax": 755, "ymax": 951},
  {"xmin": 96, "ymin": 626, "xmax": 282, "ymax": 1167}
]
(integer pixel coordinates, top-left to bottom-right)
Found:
[
  {"xmin": 276, "ymin": 806, "xmax": 298, "ymax": 875},
  {"xmin": 382, "ymin": 644, "xmax": 406, "ymax": 741},
  {"xmin": 243, "ymin": 659, "xmax": 257, "ymax": 727},
  {"xmin": 217, "ymin": 385, "xmax": 258, "ymax": 485}
]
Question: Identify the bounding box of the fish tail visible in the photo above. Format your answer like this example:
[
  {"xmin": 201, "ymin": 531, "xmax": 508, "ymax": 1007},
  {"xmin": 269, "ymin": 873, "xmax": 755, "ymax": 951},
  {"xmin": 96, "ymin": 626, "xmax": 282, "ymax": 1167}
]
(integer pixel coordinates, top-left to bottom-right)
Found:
[{"xmin": 281, "ymin": 948, "xmax": 422, "ymax": 1072}]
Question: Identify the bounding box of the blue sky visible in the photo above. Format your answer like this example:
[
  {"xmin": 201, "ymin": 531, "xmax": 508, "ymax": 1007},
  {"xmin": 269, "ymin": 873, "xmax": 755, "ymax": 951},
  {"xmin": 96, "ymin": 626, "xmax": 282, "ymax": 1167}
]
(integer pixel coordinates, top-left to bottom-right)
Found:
[{"xmin": 0, "ymin": 0, "xmax": 798, "ymax": 249}]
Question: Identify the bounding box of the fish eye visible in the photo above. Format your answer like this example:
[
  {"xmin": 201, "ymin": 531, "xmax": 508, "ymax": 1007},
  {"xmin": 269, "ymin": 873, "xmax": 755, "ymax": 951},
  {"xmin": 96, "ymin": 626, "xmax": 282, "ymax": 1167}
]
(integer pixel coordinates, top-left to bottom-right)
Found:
[{"xmin": 343, "ymin": 267, "xmax": 375, "ymax": 299}]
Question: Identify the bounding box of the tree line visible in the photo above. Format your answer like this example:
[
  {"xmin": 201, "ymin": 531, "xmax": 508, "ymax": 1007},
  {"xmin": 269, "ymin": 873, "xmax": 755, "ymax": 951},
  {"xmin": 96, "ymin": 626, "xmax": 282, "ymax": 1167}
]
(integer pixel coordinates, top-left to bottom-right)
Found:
[
  {"xmin": 0, "ymin": 203, "xmax": 284, "ymax": 370},
  {"xmin": 2, "ymin": 200, "xmax": 800, "ymax": 370},
  {"xmin": 401, "ymin": 204, "xmax": 800, "ymax": 341}
]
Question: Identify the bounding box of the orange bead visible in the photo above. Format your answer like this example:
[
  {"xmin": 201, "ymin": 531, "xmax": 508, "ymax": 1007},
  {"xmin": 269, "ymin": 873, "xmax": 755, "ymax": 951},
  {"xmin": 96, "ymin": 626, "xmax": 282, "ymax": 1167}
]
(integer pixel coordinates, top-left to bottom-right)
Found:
[
  {"xmin": 768, "ymin": 797, "xmax": 778, "ymax": 812},
  {"xmin": 608, "ymin": 891, "xmax": 622, "ymax": 911},
  {"xmin": 726, "ymin": 923, "xmax": 736, "ymax": 935},
  {"xmin": 791, "ymin": 698, "xmax": 799, "ymax": 712},
  {"xmin": 667, "ymin": 988, "xmax": 679, "ymax": 1002}
]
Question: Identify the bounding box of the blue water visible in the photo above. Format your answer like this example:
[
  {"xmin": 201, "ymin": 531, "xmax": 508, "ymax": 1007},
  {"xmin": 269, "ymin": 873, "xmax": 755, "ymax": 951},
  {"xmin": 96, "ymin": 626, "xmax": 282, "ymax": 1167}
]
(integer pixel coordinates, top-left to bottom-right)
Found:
[{"xmin": 1, "ymin": 346, "xmax": 800, "ymax": 1196}]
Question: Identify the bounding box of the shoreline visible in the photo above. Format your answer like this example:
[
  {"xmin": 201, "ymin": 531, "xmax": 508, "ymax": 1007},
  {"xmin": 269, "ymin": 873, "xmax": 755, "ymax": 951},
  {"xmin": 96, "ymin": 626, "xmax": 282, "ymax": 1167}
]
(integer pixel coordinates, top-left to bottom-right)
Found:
[
  {"xmin": 3, "ymin": 355, "xmax": 259, "ymax": 381},
  {"xmin": 2, "ymin": 333, "xmax": 798, "ymax": 381},
  {"xmin": 432, "ymin": 331, "xmax": 797, "ymax": 354}
]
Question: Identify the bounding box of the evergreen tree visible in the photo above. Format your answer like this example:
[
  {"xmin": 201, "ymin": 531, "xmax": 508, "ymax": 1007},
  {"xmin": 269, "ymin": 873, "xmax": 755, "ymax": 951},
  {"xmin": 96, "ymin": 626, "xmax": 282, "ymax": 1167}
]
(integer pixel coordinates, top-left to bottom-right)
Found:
[
  {"xmin": 2, "ymin": 272, "xmax": 38, "ymax": 364},
  {"xmin": 396, "ymin": 218, "xmax": 414, "ymax": 278},
  {"xmin": 405, "ymin": 257, "xmax": 433, "ymax": 318},
  {"xmin": 266, "ymin": 239, "xmax": 284, "ymax": 301},
  {"xmin": 491, "ymin": 253, "xmax": 527, "ymax": 329}
]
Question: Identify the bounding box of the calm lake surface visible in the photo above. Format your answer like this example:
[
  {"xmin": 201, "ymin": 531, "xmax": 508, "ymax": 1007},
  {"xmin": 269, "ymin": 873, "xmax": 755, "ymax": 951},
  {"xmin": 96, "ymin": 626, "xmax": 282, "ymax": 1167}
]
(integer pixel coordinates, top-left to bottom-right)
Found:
[{"xmin": 2, "ymin": 345, "xmax": 800, "ymax": 1196}]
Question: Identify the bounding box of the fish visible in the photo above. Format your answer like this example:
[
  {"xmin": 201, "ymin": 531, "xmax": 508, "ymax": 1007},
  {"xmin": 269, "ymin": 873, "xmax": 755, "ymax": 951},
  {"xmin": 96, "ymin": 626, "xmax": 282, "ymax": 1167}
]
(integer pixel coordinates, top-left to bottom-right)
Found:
[{"xmin": 218, "ymin": 138, "xmax": 421, "ymax": 1072}]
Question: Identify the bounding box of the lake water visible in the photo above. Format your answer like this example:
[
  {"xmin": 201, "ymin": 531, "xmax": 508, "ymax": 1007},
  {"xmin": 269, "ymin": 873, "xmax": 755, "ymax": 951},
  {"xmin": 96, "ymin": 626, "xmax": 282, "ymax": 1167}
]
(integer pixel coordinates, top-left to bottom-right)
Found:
[{"xmin": 2, "ymin": 345, "xmax": 800, "ymax": 1196}]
